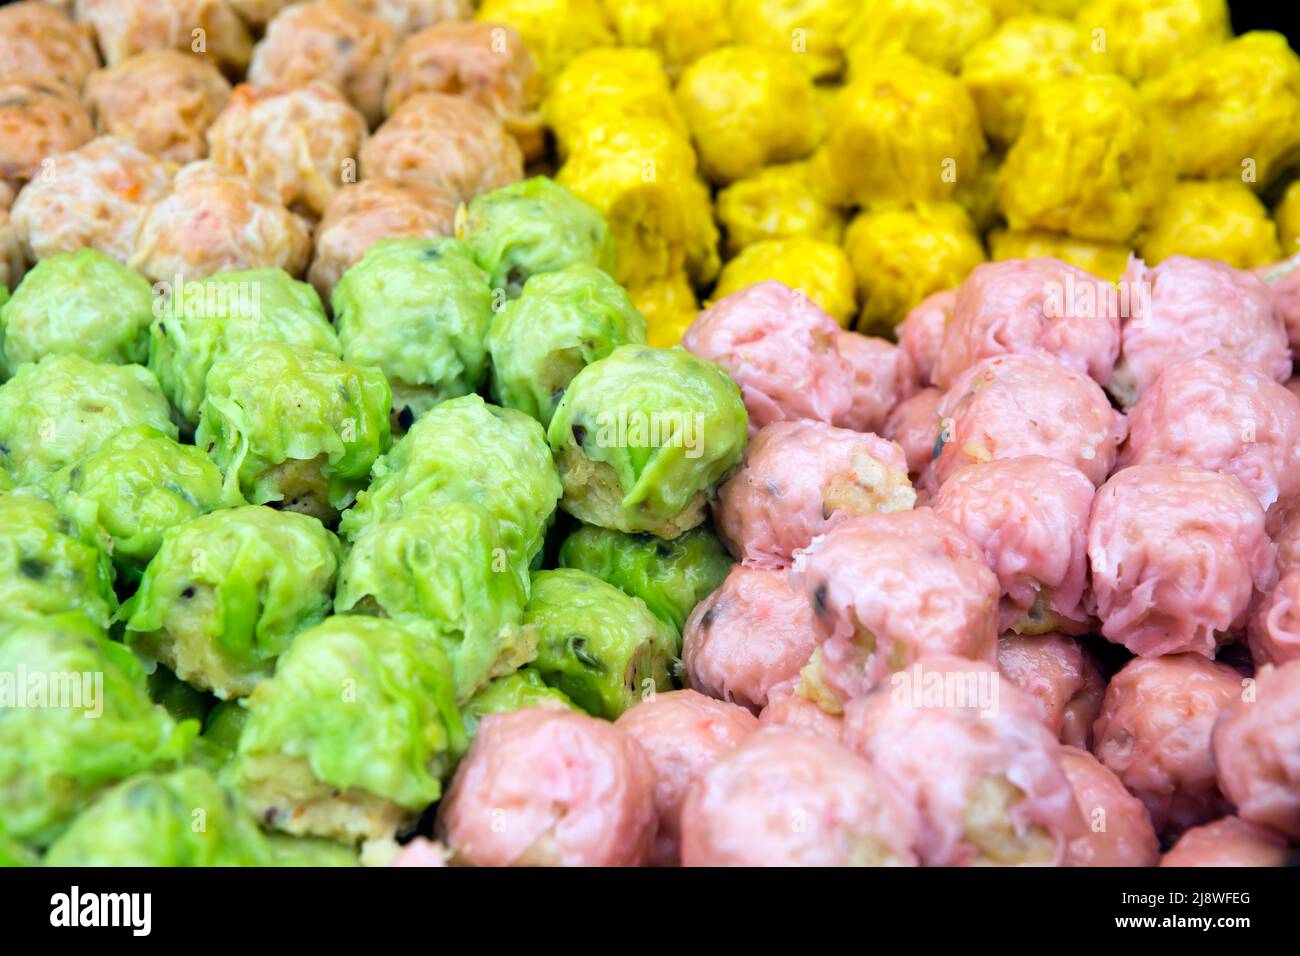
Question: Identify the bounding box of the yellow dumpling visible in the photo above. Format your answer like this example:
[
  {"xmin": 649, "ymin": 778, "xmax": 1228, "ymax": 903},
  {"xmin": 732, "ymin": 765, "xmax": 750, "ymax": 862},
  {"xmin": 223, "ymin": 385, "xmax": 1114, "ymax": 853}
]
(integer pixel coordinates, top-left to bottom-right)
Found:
[
  {"xmin": 998, "ymin": 73, "xmax": 1170, "ymax": 242},
  {"xmin": 477, "ymin": 0, "xmax": 616, "ymax": 91},
  {"xmin": 1074, "ymin": 0, "xmax": 1229, "ymax": 83},
  {"xmin": 813, "ymin": 54, "xmax": 986, "ymax": 209},
  {"xmin": 1137, "ymin": 180, "xmax": 1281, "ymax": 269},
  {"xmin": 674, "ymin": 45, "xmax": 822, "ymax": 185},
  {"xmin": 1140, "ymin": 33, "xmax": 1300, "ymax": 187},
  {"xmin": 544, "ymin": 47, "xmax": 686, "ymax": 156},
  {"xmin": 844, "ymin": 202, "xmax": 986, "ymax": 335},
  {"xmin": 729, "ymin": 0, "xmax": 857, "ymax": 80},
  {"xmin": 629, "ymin": 272, "xmax": 701, "ymax": 347},
  {"xmin": 714, "ymin": 162, "xmax": 846, "ymax": 257},
  {"xmin": 960, "ymin": 16, "xmax": 1108, "ymax": 146},
  {"xmin": 1277, "ymin": 180, "xmax": 1300, "ymax": 257},
  {"xmin": 557, "ymin": 116, "xmax": 720, "ymax": 287},
  {"xmin": 600, "ymin": 0, "xmax": 732, "ymax": 75},
  {"xmin": 712, "ymin": 237, "xmax": 857, "ymax": 327},
  {"xmin": 991, "ymin": 0, "xmax": 1088, "ymax": 16},
  {"xmin": 988, "ymin": 229, "xmax": 1131, "ymax": 281},
  {"xmin": 845, "ymin": 0, "xmax": 996, "ymax": 75}
]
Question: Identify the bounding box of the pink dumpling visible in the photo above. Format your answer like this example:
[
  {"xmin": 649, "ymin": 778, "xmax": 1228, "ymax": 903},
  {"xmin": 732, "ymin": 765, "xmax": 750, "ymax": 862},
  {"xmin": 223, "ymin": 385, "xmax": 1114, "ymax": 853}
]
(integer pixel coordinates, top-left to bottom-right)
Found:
[
  {"xmin": 714, "ymin": 420, "xmax": 914, "ymax": 569},
  {"xmin": 791, "ymin": 509, "xmax": 999, "ymax": 708},
  {"xmin": 1088, "ymin": 464, "xmax": 1275, "ymax": 658},
  {"xmin": 931, "ymin": 353, "xmax": 1126, "ymax": 491},
  {"xmin": 932, "ymin": 258, "xmax": 1121, "ymax": 390},
  {"xmin": 1092, "ymin": 654, "xmax": 1244, "ymax": 835},
  {"xmin": 996, "ymin": 632, "xmax": 1105, "ymax": 749},
  {"xmin": 832, "ymin": 330, "xmax": 918, "ymax": 433},
  {"xmin": 934, "ymin": 456, "xmax": 1095, "ymax": 634},
  {"xmin": 896, "ymin": 289, "xmax": 952, "ymax": 388},
  {"xmin": 1160, "ymin": 816, "xmax": 1291, "ymax": 867},
  {"xmin": 1212, "ymin": 659, "xmax": 1300, "ymax": 840},
  {"xmin": 435, "ymin": 709, "xmax": 657, "ymax": 867},
  {"xmin": 1059, "ymin": 745, "xmax": 1159, "ymax": 867},
  {"xmin": 681, "ymin": 280, "xmax": 854, "ymax": 433},
  {"xmin": 682, "ymin": 565, "xmax": 820, "ymax": 712},
  {"xmin": 882, "ymin": 387, "xmax": 943, "ymax": 480},
  {"xmin": 1119, "ymin": 355, "xmax": 1300, "ymax": 531},
  {"xmin": 1111, "ymin": 256, "xmax": 1289, "ymax": 408},
  {"xmin": 757, "ymin": 680, "xmax": 844, "ymax": 740},
  {"xmin": 679, "ymin": 728, "xmax": 921, "ymax": 866},
  {"xmin": 1248, "ymin": 569, "xmax": 1300, "ymax": 667},
  {"xmin": 615, "ymin": 689, "xmax": 758, "ymax": 867},
  {"xmin": 841, "ymin": 654, "xmax": 1085, "ymax": 866}
]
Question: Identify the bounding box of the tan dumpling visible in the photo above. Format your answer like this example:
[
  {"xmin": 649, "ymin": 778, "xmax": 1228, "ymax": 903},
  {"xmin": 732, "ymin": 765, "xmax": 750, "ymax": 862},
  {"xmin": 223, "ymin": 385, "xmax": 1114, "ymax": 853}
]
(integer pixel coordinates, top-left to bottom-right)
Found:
[
  {"xmin": 208, "ymin": 83, "xmax": 368, "ymax": 218},
  {"xmin": 74, "ymin": 0, "xmax": 252, "ymax": 74},
  {"xmin": 385, "ymin": 21, "xmax": 542, "ymax": 158},
  {"xmin": 9, "ymin": 136, "xmax": 172, "ymax": 263},
  {"xmin": 361, "ymin": 93, "xmax": 522, "ymax": 205},
  {"xmin": 0, "ymin": 2, "xmax": 100, "ymax": 93},
  {"xmin": 307, "ymin": 177, "xmax": 457, "ymax": 301},
  {"xmin": 128, "ymin": 161, "xmax": 311, "ymax": 282},
  {"xmin": 351, "ymin": 0, "xmax": 474, "ymax": 35},
  {"xmin": 84, "ymin": 50, "xmax": 231, "ymax": 165},
  {"xmin": 0, "ymin": 78, "xmax": 93, "ymax": 192},
  {"xmin": 248, "ymin": 0, "xmax": 396, "ymax": 126}
]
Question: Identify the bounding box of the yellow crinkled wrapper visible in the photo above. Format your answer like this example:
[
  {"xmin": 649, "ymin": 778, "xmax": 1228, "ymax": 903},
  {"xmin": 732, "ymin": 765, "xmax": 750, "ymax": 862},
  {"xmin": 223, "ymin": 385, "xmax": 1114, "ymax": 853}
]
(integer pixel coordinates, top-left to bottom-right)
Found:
[
  {"xmin": 998, "ymin": 73, "xmax": 1170, "ymax": 242},
  {"xmin": 628, "ymin": 272, "xmax": 700, "ymax": 347},
  {"xmin": 715, "ymin": 161, "xmax": 846, "ymax": 256},
  {"xmin": 1277, "ymin": 180, "xmax": 1300, "ymax": 257},
  {"xmin": 543, "ymin": 47, "xmax": 686, "ymax": 157},
  {"xmin": 557, "ymin": 116, "xmax": 719, "ymax": 287},
  {"xmin": 845, "ymin": 202, "xmax": 986, "ymax": 334},
  {"xmin": 675, "ymin": 45, "xmax": 822, "ymax": 185},
  {"xmin": 991, "ymin": 0, "xmax": 1088, "ymax": 14},
  {"xmin": 1137, "ymin": 179, "xmax": 1281, "ymax": 269},
  {"xmin": 477, "ymin": 0, "xmax": 615, "ymax": 91},
  {"xmin": 1140, "ymin": 32, "xmax": 1300, "ymax": 186},
  {"xmin": 729, "ymin": 0, "xmax": 857, "ymax": 80},
  {"xmin": 1074, "ymin": 0, "xmax": 1229, "ymax": 83},
  {"xmin": 845, "ymin": 0, "xmax": 996, "ymax": 75},
  {"xmin": 712, "ymin": 237, "xmax": 858, "ymax": 327},
  {"xmin": 601, "ymin": 0, "xmax": 732, "ymax": 75},
  {"xmin": 961, "ymin": 15, "xmax": 1109, "ymax": 146},
  {"xmin": 954, "ymin": 149, "xmax": 1002, "ymax": 234},
  {"xmin": 988, "ymin": 229, "xmax": 1131, "ymax": 281},
  {"xmin": 813, "ymin": 54, "xmax": 986, "ymax": 209}
]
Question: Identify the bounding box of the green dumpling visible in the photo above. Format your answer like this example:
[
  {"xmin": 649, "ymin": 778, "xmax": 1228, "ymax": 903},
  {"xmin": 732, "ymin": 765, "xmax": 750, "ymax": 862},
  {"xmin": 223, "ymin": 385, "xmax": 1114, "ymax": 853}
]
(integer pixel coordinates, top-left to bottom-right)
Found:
[
  {"xmin": 557, "ymin": 524, "xmax": 732, "ymax": 631},
  {"xmin": 458, "ymin": 176, "xmax": 615, "ymax": 297},
  {"xmin": 0, "ymin": 610, "xmax": 196, "ymax": 849},
  {"xmin": 332, "ymin": 237, "xmax": 494, "ymax": 430},
  {"xmin": 0, "ymin": 249, "xmax": 154, "ymax": 377},
  {"xmin": 461, "ymin": 667, "xmax": 581, "ymax": 736},
  {"xmin": 546, "ymin": 345, "xmax": 748, "ymax": 538},
  {"xmin": 335, "ymin": 501, "xmax": 534, "ymax": 701},
  {"xmin": 201, "ymin": 699, "xmax": 248, "ymax": 756},
  {"xmin": 524, "ymin": 568, "xmax": 680, "ymax": 719},
  {"xmin": 196, "ymin": 340, "xmax": 391, "ymax": 519},
  {"xmin": 267, "ymin": 834, "xmax": 361, "ymax": 867},
  {"xmin": 228, "ymin": 615, "xmax": 467, "ymax": 847},
  {"xmin": 148, "ymin": 268, "xmax": 340, "ymax": 429},
  {"xmin": 0, "ymin": 354, "xmax": 176, "ymax": 486},
  {"xmin": 0, "ymin": 489, "xmax": 116, "ymax": 627},
  {"xmin": 43, "ymin": 425, "xmax": 235, "ymax": 580},
  {"xmin": 43, "ymin": 767, "xmax": 271, "ymax": 867},
  {"xmin": 122, "ymin": 505, "xmax": 343, "ymax": 699},
  {"xmin": 340, "ymin": 394, "xmax": 561, "ymax": 568},
  {"xmin": 487, "ymin": 263, "xmax": 647, "ymax": 427},
  {"xmin": 0, "ymin": 464, "xmax": 11, "ymax": 492}
]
